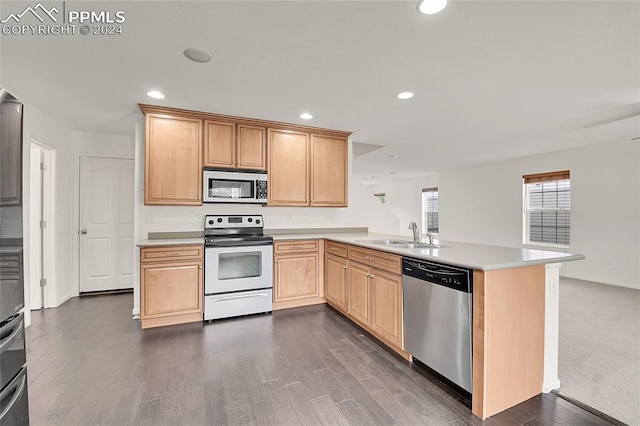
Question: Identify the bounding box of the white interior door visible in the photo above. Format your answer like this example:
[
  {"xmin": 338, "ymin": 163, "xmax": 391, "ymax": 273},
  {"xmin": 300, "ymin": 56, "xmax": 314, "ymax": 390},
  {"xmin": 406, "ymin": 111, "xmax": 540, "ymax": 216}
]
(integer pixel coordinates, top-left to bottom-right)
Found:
[{"xmin": 79, "ymin": 157, "xmax": 134, "ymax": 293}]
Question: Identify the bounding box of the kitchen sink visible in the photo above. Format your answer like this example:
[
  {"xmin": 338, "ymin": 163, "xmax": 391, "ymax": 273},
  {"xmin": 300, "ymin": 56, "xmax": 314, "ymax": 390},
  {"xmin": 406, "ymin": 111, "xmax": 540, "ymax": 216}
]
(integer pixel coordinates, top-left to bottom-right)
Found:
[
  {"xmin": 357, "ymin": 240, "xmax": 447, "ymax": 249},
  {"xmin": 356, "ymin": 239, "xmax": 411, "ymax": 245},
  {"xmin": 396, "ymin": 243, "xmax": 447, "ymax": 249}
]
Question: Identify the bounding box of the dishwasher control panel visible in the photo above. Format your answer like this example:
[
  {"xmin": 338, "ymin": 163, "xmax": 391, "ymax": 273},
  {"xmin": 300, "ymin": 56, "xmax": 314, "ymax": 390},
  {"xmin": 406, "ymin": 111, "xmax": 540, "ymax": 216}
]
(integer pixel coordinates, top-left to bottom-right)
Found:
[{"xmin": 402, "ymin": 258, "xmax": 472, "ymax": 293}]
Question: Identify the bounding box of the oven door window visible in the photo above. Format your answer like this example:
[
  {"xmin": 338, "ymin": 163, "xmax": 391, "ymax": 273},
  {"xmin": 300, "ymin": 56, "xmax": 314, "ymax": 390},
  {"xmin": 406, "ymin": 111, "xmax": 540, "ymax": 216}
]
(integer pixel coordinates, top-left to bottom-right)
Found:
[
  {"xmin": 218, "ymin": 252, "xmax": 262, "ymax": 280},
  {"xmin": 208, "ymin": 179, "xmax": 254, "ymax": 199}
]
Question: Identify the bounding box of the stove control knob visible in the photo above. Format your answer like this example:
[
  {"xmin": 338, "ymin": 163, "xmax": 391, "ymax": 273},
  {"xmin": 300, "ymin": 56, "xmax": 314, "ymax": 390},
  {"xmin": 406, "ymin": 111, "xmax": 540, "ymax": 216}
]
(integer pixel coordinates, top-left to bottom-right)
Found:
[
  {"xmin": 248, "ymin": 218, "xmax": 253, "ymax": 223},
  {"xmin": 217, "ymin": 218, "xmax": 223, "ymax": 223},
  {"xmin": 256, "ymin": 219, "xmax": 261, "ymax": 224},
  {"xmin": 208, "ymin": 220, "xmax": 214, "ymax": 225}
]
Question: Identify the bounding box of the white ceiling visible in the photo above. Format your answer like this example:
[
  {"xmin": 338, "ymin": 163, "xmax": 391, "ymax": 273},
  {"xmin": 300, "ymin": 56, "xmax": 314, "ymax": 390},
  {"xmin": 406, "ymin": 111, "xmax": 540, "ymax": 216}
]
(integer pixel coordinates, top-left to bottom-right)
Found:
[{"xmin": 1, "ymin": 1, "xmax": 638, "ymax": 185}]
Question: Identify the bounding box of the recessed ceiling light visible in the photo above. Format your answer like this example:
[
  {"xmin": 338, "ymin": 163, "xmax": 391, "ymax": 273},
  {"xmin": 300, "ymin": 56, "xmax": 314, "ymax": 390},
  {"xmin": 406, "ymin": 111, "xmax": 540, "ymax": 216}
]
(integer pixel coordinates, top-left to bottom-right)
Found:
[
  {"xmin": 300, "ymin": 112, "xmax": 313, "ymax": 120},
  {"xmin": 417, "ymin": 0, "xmax": 447, "ymax": 15},
  {"xmin": 397, "ymin": 92, "xmax": 414, "ymax": 100},
  {"xmin": 183, "ymin": 48, "xmax": 211, "ymax": 63},
  {"xmin": 389, "ymin": 154, "xmax": 398, "ymax": 159},
  {"xmin": 147, "ymin": 90, "xmax": 165, "ymax": 99}
]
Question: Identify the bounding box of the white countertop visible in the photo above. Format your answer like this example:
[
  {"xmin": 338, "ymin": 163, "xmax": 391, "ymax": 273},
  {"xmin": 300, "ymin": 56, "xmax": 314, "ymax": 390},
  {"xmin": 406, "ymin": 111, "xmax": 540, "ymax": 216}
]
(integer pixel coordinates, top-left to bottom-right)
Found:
[
  {"xmin": 272, "ymin": 231, "xmax": 585, "ymax": 271},
  {"xmin": 136, "ymin": 231, "xmax": 584, "ymax": 271},
  {"xmin": 137, "ymin": 238, "xmax": 204, "ymax": 247}
]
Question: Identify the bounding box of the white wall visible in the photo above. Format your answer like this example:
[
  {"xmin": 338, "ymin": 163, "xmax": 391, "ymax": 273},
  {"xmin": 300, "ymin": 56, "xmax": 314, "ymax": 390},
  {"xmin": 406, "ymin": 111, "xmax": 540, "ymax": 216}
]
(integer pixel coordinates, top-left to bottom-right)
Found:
[
  {"xmin": 71, "ymin": 131, "xmax": 135, "ymax": 295},
  {"xmin": 372, "ymin": 140, "xmax": 640, "ymax": 289},
  {"xmin": 132, "ymin": 113, "xmax": 399, "ymax": 316},
  {"xmin": 21, "ymin": 100, "xmax": 74, "ymax": 313},
  {"xmin": 370, "ymin": 175, "xmax": 439, "ymax": 238}
]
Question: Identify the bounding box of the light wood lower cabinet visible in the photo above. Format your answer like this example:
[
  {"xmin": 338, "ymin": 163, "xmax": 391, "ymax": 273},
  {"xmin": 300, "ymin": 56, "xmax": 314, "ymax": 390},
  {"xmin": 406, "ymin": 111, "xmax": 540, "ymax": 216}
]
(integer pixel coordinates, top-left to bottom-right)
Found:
[
  {"xmin": 140, "ymin": 245, "xmax": 203, "ymax": 329},
  {"xmin": 324, "ymin": 253, "xmax": 348, "ymax": 314},
  {"xmin": 344, "ymin": 245, "xmax": 407, "ymax": 358},
  {"xmin": 273, "ymin": 240, "xmax": 325, "ymax": 310},
  {"xmin": 370, "ymin": 269, "xmax": 403, "ymax": 349}
]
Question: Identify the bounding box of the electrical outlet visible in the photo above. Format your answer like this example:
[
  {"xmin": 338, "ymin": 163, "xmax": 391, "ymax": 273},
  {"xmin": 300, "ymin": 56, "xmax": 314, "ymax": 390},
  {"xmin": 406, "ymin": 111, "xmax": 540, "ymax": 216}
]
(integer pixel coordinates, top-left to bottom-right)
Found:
[
  {"xmin": 188, "ymin": 213, "xmax": 196, "ymax": 223},
  {"xmin": 286, "ymin": 213, "xmax": 293, "ymax": 222},
  {"xmin": 197, "ymin": 214, "xmax": 204, "ymax": 223},
  {"xmin": 307, "ymin": 214, "xmax": 313, "ymax": 223},
  {"xmin": 325, "ymin": 213, "xmax": 334, "ymax": 222},
  {"xmin": 143, "ymin": 214, "xmax": 154, "ymax": 224},
  {"xmin": 606, "ymin": 258, "xmax": 613, "ymax": 266}
]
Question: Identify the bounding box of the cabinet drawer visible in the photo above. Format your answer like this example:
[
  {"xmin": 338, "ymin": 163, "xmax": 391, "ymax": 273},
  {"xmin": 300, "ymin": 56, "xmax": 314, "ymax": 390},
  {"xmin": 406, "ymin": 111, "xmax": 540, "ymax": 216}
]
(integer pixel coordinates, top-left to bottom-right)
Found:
[
  {"xmin": 140, "ymin": 245, "xmax": 203, "ymax": 263},
  {"xmin": 325, "ymin": 241, "xmax": 347, "ymax": 258},
  {"xmin": 274, "ymin": 240, "xmax": 319, "ymax": 254},
  {"xmin": 0, "ymin": 254, "xmax": 21, "ymax": 275},
  {"xmin": 348, "ymin": 245, "xmax": 401, "ymax": 275}
]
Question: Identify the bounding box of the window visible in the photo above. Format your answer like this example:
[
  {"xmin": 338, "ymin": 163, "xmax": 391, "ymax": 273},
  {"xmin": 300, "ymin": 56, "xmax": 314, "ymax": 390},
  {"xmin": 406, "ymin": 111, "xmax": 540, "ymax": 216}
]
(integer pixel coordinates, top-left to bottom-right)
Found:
[
  {"xmin": 523, "ymin": 170, "xmax": 570, "ymax": 247},
  {"xmin": 422, "ymin": 187, "xmax": 439, "ymax": 234}
]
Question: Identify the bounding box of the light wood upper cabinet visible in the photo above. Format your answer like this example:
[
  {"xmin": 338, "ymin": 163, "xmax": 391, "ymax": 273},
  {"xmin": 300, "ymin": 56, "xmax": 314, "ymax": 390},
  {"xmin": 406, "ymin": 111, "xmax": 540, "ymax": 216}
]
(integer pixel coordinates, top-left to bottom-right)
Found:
[
  {"xmin": 140, "ymin": 245, "xmax": 203, "ymax": 329},
  {"xmin": 268, "ymin": 129, "xmax": 348, "ymax": 207},
  {"xmin": 144, "ymin": 114, "xmax": 203, "ymax": 205},
  {"xmin": 268, "ymin": 129, "xmax": 309, "ymax": 206},
  {"xmin": 237, "ymin": 125, "xmax": 267, "ymax": 170},
  {"xmin": 204, "ymin": 121, "xmax": 266, "ymax": 170},
  {"xmin": 203, "ymin": 120, "xmax": 236, "ymax": 168},
  {"xmin": 311, "ymin": 135, "xmax": 348, "ymax": 207}
]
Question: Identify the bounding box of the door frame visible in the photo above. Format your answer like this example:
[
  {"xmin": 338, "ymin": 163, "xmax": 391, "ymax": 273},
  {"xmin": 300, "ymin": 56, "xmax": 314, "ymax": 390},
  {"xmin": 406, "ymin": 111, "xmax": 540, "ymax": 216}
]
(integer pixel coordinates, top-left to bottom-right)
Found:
[
  {"xmin": 27, "ymin": 140, "xmax": 55, "ymax": 311},
  {"xmin": 76, "ymin": 155, "xmax": 135, "ymax": 294}
]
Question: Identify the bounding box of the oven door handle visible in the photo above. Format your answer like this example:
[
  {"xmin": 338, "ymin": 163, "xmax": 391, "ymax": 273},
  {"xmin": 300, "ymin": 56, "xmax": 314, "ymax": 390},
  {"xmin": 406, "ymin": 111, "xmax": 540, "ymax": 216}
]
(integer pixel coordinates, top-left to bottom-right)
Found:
[
  {"xmin": 212, "ymin": 292, "xmax": 270, "ymax": 302},
  {"xmin": 206, "ymin": 240, "xmax": 273, "ymax": 248},
  {"xmin": 0, "ymin": 373, "xmax": 26, "ymax": 422},
  {"xmin": 0, "ymin": 314, "xmax": 23, "ymax": 354}
]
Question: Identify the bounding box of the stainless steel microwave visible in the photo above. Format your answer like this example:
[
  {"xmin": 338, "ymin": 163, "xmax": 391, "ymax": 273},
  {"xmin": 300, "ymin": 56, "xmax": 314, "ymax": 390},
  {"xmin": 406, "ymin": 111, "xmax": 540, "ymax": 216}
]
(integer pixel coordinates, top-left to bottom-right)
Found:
[{"xmin": 203, "ymin": 170, "xmax": 268, "ymax": 203}]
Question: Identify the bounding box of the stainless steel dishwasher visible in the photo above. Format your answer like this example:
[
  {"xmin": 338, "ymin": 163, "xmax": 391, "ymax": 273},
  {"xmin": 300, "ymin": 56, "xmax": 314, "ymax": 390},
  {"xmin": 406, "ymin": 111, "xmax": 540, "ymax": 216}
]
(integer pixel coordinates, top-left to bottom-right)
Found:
[{"xmin": 402, "ymin": 257, "xmax": 473, "ymax": 393}]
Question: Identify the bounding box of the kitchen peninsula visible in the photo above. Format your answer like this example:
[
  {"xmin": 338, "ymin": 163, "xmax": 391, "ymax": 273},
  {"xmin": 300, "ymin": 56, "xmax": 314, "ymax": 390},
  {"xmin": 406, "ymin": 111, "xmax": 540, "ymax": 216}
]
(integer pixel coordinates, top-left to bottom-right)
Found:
[{"xmin": 138, "ymin": 230, "xmax": 584, "ymax": 420}]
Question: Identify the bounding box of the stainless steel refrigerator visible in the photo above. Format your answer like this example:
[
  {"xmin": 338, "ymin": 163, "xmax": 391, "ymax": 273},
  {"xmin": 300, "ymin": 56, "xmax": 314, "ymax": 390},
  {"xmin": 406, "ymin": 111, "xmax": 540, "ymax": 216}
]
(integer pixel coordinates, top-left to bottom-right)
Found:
[{"xmin": 0, "ymin": 90, "xmax": 29, "ymax": 426}]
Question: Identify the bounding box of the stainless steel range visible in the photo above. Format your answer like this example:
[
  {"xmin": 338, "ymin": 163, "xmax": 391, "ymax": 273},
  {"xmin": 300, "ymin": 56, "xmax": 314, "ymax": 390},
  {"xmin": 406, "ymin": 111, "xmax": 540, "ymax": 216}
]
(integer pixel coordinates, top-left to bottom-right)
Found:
[{"xmin": 204, "ymin": 215, "xmax": 273, "ymax": 321}]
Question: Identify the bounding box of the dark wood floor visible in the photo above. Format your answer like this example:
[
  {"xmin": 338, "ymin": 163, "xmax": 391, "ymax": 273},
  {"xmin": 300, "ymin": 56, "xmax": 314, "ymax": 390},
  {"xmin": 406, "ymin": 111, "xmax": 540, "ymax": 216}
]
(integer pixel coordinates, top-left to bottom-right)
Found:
[{"xmin": 25, "ymin": 294, "xmax": 613, "ymax": 425}]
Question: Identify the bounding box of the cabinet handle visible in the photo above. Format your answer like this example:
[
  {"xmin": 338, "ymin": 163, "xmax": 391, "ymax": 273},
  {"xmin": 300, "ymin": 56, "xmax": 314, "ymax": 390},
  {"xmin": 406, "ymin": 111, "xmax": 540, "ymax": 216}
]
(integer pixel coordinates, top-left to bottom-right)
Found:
[
  {"xmin": 342, "ymin": 266, "xmax": 347, "ymax": 270},
  {"xmin": 198, "ymin": 265, "xmax": 202, "ymax": 270},
  {"xmin": 275, "ymin": 260, "xmax": 279, "ymax": 263},
  {"xmin": 0, "ymin": 262, "xmax": 9, "ymax": 267},
  {"xmin": 365, "ymin": 256, "xmax": 374, "ymax": 260}
]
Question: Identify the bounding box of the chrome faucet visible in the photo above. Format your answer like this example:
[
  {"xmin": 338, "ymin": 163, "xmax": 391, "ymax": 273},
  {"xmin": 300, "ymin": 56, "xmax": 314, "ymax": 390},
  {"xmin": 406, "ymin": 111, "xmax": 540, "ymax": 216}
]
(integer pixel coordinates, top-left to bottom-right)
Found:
[
  {"xmin": 408, "ymin": 222, "xmax": 419, "ymax": 243},
  {"xmin": 424, "ymin": 231, "xmax": 434, "ymax": 246}
]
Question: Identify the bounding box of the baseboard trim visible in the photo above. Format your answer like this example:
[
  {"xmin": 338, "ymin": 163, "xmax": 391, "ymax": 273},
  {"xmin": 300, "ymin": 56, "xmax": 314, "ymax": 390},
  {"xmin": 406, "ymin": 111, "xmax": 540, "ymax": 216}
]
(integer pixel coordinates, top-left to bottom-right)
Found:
[
  {"xmin": 542, "ymin": 378, "xmax": 560, "ymax": 393},
  {"xmin": 551, "ymin": 390, "xmax": 627, "ymax": 426},
  {"xmin": 560, "ymin": 275, "xmax": 639, "ymax": 290},
  {"xmin": 79, "ymin": 288, "xmax": 133, "ymax": 297}
]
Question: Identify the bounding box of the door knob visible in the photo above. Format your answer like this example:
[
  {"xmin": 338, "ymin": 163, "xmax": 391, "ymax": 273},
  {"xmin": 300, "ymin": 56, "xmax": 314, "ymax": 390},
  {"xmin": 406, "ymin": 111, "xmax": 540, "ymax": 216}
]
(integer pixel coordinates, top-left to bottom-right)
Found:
[{"xmin": 80, "ymin": 229, "xmax": 88, "ymax": 235}]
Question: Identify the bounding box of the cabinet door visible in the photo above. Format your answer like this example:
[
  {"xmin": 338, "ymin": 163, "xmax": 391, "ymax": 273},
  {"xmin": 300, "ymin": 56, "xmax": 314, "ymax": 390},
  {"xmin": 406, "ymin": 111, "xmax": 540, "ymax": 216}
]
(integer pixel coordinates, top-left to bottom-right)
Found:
[
  {"xmin": 203, "ymin": 120, "xmax": 236, "ymax": 168},
  {"xmin": 237, "ymin": 125, "xmax": 266, "ymax": 170},
  {"xmin": 347, "ymin": 262, "xmax": 370, "ymax": 327},
  {"xmin": 310, "ymin": 134, "xmax": 347, "ymax": 207},
  {"xmin": 274, "ymin": 252, "xmax": 319, "ymax": 302},
  {"xmin": 324, "ymin": 253, "xmax": 348, "ymax": 313},
  {"xmin": 370, "ymin": 269, "xmax": 403, "ymax": 349},
  {"xmin": 0, "ymin": 102, "xmax": 23, "ymax": 206},
  {"xmin": 140, "ymin": 260, "xmax": 203, "ymax": 319},
  {"xmin": 145, "ymin": 114, "xmax": 202, "ymax": 205},
  {"xmin": 267, "ymin": 129, "xmax": 309, "ymax": 206}
]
